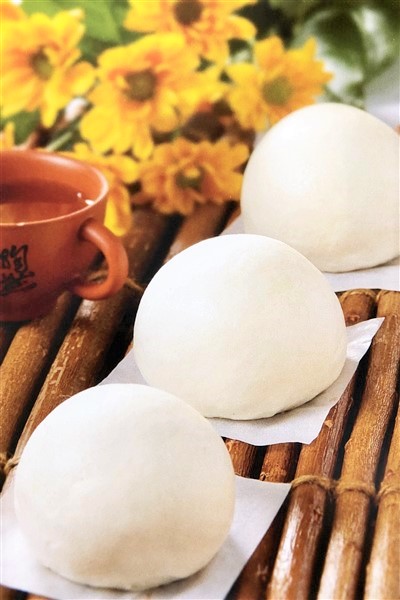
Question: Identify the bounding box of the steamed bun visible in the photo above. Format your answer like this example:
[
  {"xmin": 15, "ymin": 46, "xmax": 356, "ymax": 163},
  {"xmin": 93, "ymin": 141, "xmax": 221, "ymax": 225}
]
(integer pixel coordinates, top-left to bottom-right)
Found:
[
  {"xmin": 14, "ymin": 384, "xmax": 235, "ymax": 591},
  {"xmin": 134, "ymin": 234, "xmax": 347, "ymax": 420},
  {"xmin": 241, "ymin": 103, "xmax": 399, "ymax": 272}
]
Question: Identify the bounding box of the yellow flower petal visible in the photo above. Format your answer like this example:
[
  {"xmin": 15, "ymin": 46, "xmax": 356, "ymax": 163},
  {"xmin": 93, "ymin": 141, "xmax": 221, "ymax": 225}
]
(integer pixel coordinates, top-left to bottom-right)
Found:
[
  {"xmin": 0, "ymin": 121, "xmax": 15, "ymax": 150},
  {"xmin": 225, "ymin": 36, "xmax": 332, "ymax": 130},
  {"xmin": 1, "ymin": 9, "xmax": 93, "ymax": 127},
  {"xmin": 104, "ymin": 184, "xmax": 133, "ymax": 237},
  {"xmin": 124, "ymin": 0, "xmax": 256, "ymax": 64},
  {"xmin": 80, "ymin": 34, "xmax": 211, "ymax": 157},
  {"xmin": 60, "ymin": 143, "xmax": 138, "ymax": 236},
  {"xmin": 1, "ymin": 0, "xmax": 26, "ymax": 22},
  {"xmin": 135, "ymin": 137, "xmax": 249, "ymax": 215}
]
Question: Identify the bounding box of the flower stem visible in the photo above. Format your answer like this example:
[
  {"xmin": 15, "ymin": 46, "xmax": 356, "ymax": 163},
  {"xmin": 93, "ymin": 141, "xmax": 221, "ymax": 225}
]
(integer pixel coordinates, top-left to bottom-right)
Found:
[{"xmin": 45, "ymin": 129, "xmax": 73, "ymax": 151}]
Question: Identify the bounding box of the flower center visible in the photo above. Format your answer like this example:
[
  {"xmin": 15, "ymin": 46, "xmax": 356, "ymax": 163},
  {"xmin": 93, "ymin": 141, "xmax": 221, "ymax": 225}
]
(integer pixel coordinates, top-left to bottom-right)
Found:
[
  {"xmin": 30, "ymin": 49, "xmax": 53, "ymax": 81},
  {"xmin": 175, "ymin": 166, "xmax": 203, "ymax": 191},
  {"xmin": 173, "ymin": 0, "xmax": 203, "ymax": 26},
  {"xmin": 262, "ymin": 76, "xmax": 293, "ymax": 105},
  {"xmin": 124, "ymin": 69, "xmax": 157, "ymax": 102}
]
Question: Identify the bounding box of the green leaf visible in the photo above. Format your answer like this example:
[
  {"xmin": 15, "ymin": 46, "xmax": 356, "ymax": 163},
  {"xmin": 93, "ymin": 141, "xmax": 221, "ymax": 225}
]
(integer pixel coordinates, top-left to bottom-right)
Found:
[
  {"xmin": 22, "ymin": 0, "xmax": 60, "ymax": 16},
  {"xmin": 22, "ymin": 0, "xmax": 129, "ymax": 43},
  {"xmin": 21, "ymin": 0, "xmax": 138, "ymax": 64},
  {"xmin": 78, "ymin": 36, "xmax": 111, "ymax": 64},
  {"xmin": 74, "ymin": 0, "xmax": 122, "ymax": 44},
  {"xmin": 349, "ymin": 2, "xmax": 400, "ymax": 80},
  {"xmin": 291, "ymin": 1, "xmax": 400, "ymax": 105},
  {"xmin": 1, "ymin": 111, "xmax": 41, "ymax": 145},
  {"xmin": 268, "ymin": 0, "xmax": 321, "ymax": 21},
  {"xmin": 292, "ymin": 7, "xmax": 366, "ymax": 105},
  {"xmin": 238, "ymin": 0, "xmax": 293, "ymax": 41}
]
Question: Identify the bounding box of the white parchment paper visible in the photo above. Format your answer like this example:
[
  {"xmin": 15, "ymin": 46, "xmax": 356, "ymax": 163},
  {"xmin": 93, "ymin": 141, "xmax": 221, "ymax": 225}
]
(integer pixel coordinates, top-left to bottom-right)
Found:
[
  {"xmin": 0, "ymin": 475, "xmax": 290, "ymax": 600},
  {"xmin": 101, "ymin": 318, "xmax": 383, "ymax": 447},
  {"xmin": 222, "ymin": 215, "xmax": 400, "ymax": 293}
]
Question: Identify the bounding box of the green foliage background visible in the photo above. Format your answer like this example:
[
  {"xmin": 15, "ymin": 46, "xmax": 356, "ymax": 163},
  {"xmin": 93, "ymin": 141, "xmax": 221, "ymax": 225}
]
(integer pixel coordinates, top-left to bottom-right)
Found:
[
  {"xmin": 242, "ymin": 0, "xmax": 400, "ymax": 106},
  {"xmin": 4, "ymin": 0, "xmax": 400, "ymax": 144}
]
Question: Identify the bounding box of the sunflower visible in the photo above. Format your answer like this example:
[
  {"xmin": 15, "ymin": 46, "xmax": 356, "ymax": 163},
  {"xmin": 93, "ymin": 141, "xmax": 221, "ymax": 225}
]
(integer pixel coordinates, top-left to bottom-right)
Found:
[
  {"xmin": 225, "ymin": 37, "xmax": 332, "ymax": 130},
  {"xmin": 80, "ymin": 33, "xmax": 219, "ymax": 160},
  {"xmin": 0, "ymin": 8, "xmax": 95, "ymax": 128},
  {"xmin": 133, "ymin": 137, "xmax": 249, "ymax": 215},
  {"xmin": 62, "ymin": 143, "xmax": 139, "ymax": 236},
  {"xmin": 124, "ymin": 0, "xmax": 256, "ymax": 64}
]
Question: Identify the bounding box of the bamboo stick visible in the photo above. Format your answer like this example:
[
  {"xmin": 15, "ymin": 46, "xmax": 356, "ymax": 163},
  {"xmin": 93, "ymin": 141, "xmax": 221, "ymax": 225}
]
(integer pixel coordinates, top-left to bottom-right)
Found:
[
  {"xmin": 266, "ymin": 290, "xmax": 376, "ymax": 600},
  {"xmin": 364, "ymin": 404, "xmax": 400, "ymax": 600},
  {"xmin": 0, "ymin": 586, "xmax": 24, "ymax": 600},
  {"xmin": 0, "ymin": 293, "xmax": 78, "ymax": 461},
  {"xmin": 231, "ymin": 443, "xmax": 300, "ymax": 600},
  {"xmin": 0, "ymin": 323, "xmax": 20, "ymax": 365},
  {"xmin": 164, "ymin": 202, "xmax": 229, "ymax": 262},
  {"xmin": 317, "ymin": 291, "xmax": 400, "ymax": 600},
  {"xmin": 339, "ymin": 288, "xmax": 378, "ymax": 325},
  {"xmin": 230, "ymin": 291, "xmax": 376, "ymax": 599},
  {"xmin": 225, "ymin": 439, "xmax": 262, "ymax": 478},
  {"xmin": 260, "ymin": 444, "xmax": 300, "ymax": 483}
]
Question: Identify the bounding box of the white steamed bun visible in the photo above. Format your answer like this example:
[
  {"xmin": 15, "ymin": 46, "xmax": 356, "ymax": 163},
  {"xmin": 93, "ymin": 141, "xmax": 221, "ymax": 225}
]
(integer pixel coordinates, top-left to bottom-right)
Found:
[
  {"xmin": 241, "ymin": 103, "xmax": 399, "ymax": 272},
  {"xmin": 14, "ymin": 384, "xmax": 235, "ymax": 591},
  {"xmin": 134, "ymin": 234, "xmax": 347, "ymax": 420}
]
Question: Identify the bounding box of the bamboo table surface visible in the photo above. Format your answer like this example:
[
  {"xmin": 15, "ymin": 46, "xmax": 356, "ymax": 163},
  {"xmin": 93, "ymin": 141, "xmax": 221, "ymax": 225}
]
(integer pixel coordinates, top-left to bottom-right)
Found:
[{"xmin": 1, "ymin": 204, "xmax": 399, "ymax": 600}]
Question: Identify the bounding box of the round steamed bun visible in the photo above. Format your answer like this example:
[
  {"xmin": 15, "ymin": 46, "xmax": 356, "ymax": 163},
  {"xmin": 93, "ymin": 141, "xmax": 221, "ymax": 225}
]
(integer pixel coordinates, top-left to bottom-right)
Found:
[
  {"xmin": 14, "ymin": 384, "xmax": 235, "ymax": 591},
  {"xmin": 241, "ymin": 103, "xmax": 399, "ymax": 272},
  {"xmin": 134, "ymin": 234, "xmax": 347, "ymax": 420}
]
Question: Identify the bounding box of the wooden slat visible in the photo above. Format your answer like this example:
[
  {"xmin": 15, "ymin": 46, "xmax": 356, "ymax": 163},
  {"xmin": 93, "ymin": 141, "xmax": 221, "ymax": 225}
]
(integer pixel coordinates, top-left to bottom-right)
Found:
[
  {"xmin": 317, "ymin": 291, "xmax": 400, "ymax": 599},
  {"xmin": 365, "ymin": 403, "xmax": 400, "ymax": 599},
  {"xmin": 266, "ymin": 290, "xmax": 377, "ymax": 600},
  {"xmin": 0, "ymin": 293, "xmax": 78, "ymax": 461},
  {"xmin": 164, "ymin": 202, "xmax": 230, "ymax": 262},
  {"xmin": 225, "ymin": 440, "xmax": 263, "ymax": 478},
  {"xmin": 0, "ymin": 322, "xmax": 20, "ymax": 365},
  {"xmin": 229, "ymin": 290, "xmax": 377, "ymax": 600},
  {"xmin": 230, "ymin": 443, "xmax": 300, "ymax": 600},
  {"xmin": 0, "ymin": 586, "xmax": 25, "ymax": 600}
]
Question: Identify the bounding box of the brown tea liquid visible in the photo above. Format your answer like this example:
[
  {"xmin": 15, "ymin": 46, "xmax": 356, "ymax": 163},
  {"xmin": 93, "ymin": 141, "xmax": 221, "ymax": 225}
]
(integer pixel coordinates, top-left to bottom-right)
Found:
[{"xmin": 0, "ymin": 180, "xmax": 95, "ymax": 224}]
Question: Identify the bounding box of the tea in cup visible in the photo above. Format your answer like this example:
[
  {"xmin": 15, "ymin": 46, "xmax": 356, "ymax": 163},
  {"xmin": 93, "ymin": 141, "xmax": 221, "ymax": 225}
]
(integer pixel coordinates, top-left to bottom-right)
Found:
[{"xmin": 0, "ymin": 150, "xmax": 129, "ymax": 322}]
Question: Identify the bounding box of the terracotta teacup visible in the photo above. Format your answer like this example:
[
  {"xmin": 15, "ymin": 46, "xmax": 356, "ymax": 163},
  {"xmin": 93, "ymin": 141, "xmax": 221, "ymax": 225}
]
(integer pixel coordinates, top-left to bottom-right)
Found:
[{"xmin": 0, "ymin": 150, "xmax": 129, "ymax": 322}]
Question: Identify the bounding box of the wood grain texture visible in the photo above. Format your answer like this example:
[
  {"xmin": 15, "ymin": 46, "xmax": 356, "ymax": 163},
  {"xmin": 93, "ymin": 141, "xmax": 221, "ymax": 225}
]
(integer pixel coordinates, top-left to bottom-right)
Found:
[
  {"xmin": 317, "ymin": 291, "xmax": 400, "ymax": 600},
  {"xmin": 365, "ymin": 404, "xmax": 400, "ymax": 600},
  {"xmin": 0, "ymin": 293, "xmax": 78, "ymax": 458},
  {"xmin": 0, "ymin": 322, "xmax": 19, "ymax": 365},
  {"xmin": 267, "ymin": 290, "xmax": 377, "ymax": 600},
  {"xmin": 0, "ymin": 586, "xmax": 25, "ymax": 600},
  {"xmin": 230, "ymin": 444, "xmax": 300, "ymax": 600}
]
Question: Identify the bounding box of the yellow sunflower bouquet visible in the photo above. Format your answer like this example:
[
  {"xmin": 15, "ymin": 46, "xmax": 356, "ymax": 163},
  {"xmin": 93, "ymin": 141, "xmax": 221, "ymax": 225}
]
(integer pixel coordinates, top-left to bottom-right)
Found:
[{"xmin": 1, "ymin": 0, "xmax": 398, "ymax": 235}]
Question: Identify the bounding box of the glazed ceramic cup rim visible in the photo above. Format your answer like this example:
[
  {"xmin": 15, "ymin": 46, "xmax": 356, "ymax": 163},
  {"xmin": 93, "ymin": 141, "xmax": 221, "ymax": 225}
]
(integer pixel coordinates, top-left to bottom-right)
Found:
[{"xmin": 1, "ymin": 149, "xmax": 109, "ymax": 228}]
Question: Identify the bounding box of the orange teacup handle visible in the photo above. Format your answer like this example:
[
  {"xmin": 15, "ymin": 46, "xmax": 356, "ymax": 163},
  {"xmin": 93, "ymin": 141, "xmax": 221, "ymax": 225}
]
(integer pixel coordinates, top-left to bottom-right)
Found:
[{"xmin": 70, "ymin": 218, "xmax": 129, "ymax": 300}]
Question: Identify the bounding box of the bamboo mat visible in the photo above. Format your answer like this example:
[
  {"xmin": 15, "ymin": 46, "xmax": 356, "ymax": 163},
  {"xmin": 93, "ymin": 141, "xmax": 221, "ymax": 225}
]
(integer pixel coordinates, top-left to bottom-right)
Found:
[{"xmin": 0, "ymin": 204, "xmax": 399, "ymax": 600}]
